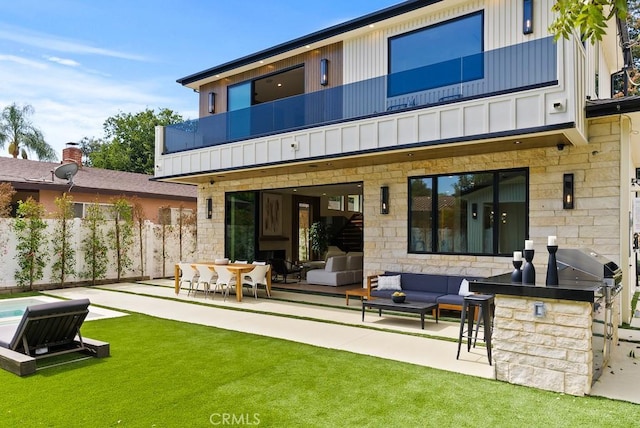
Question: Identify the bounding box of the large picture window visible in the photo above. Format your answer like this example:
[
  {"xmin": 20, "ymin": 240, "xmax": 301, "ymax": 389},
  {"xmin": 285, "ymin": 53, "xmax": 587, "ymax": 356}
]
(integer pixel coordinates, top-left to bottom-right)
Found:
[
  {"xmin": 388, "ymin": 12, "xmax": 483, "ymax": 97},
  {"xmin": 409, "ymin": 169, "xmax": 527, "ymax": 255}
]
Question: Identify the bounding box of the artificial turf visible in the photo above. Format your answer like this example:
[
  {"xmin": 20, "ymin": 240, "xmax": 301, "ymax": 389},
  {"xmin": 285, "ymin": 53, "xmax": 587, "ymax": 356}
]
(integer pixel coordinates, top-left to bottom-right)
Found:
[{"xmin": 2, "ymin": 312, "xmax": 639, "ymax": 427}]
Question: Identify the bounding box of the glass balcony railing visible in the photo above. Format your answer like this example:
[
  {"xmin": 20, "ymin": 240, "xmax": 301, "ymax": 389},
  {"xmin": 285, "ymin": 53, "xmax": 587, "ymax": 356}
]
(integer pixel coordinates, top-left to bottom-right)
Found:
[{"xmin": 164, "ymin": 37, "xmax": 557, "ymax": 155}]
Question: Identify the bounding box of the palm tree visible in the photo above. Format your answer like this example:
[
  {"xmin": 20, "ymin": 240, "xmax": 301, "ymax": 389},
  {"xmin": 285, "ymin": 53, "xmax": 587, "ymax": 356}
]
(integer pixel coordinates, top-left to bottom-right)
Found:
[{"xmin": 0, "ymin": 103, "xmax": 57, "ymax": 161}]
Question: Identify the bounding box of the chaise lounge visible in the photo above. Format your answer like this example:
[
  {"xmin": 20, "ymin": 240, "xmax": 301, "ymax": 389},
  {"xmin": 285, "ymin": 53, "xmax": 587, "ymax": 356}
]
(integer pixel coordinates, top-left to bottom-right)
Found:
[{"xmin": 0, "ymin": 298, "xmax": 110, "ymax": 376}]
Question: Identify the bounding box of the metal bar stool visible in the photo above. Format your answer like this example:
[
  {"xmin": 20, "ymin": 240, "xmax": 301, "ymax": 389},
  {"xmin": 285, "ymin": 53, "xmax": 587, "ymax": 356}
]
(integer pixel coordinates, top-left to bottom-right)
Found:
[{"xmin": 456, "ymin": 294, "xmax": 494, "ymax": 365}]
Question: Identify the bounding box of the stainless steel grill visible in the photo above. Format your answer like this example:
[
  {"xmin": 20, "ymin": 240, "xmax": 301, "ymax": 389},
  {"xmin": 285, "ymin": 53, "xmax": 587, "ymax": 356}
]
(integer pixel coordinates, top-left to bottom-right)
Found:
[{"xmin": 556, "ymin": 248, "xmax": 622, "ymax": 383}]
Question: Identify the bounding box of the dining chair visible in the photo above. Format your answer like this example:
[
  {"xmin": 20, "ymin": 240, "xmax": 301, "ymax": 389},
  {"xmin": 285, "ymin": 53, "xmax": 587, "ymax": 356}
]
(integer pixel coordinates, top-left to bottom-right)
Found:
[
  {"xmin": 212, "ymin": 265, "xmax": 237, "ymax": 301},
  {"xmin": 178, "ymin": 263, "xmax": 199, "ymax": 296},
  {"xmin": 234, "ymin": 260, "xmax": 248, "ymax": 264},
  {"xmin": 242, "ymin": 265, "xmax": 271, "ymax": 299},
  {"xmin": 194, "ymin": 264, "xmax": 217, "ymax": 299}
]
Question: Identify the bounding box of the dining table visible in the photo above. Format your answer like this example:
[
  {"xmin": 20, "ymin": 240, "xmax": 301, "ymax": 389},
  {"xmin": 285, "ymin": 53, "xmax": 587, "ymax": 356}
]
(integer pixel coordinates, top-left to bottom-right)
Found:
[{"xmin": 174, "ymin": 262, "xmax": 271, "ymax": 302}]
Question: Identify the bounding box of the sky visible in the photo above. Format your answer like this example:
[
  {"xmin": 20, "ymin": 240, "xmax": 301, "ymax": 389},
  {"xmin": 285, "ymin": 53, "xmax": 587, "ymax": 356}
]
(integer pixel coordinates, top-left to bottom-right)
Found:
[{"xmin": 0, "ymin": 0, "xmax": 401, "ymax": 160}]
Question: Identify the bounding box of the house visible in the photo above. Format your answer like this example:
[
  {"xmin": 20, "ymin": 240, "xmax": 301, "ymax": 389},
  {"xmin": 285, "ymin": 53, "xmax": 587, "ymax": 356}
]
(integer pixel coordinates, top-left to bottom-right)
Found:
[
  {"xmin": 153, "ymin": 0, "xmax": 637, "ymax": 327},
  {"xmin": 1, "ymin": 143, "xmax": 196, "ymax": 221}
]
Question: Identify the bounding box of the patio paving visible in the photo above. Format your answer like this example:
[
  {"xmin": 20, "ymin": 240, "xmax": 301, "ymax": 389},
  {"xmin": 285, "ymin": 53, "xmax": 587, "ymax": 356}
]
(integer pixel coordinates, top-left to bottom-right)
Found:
[{"xmin": 44, "ymin": 281, "xmax": 640, "ymax": 404}]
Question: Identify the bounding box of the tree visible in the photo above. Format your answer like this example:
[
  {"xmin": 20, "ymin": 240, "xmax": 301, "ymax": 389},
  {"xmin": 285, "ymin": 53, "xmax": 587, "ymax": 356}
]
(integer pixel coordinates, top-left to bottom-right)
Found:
[
  {"xmin": 13, "ymin": 197, "xmax": 48, "ymax": 289},
  {"xmin": 51, "ymin": 193, "xmax": 76, "ymax": 286},
  {"xmin": 550, "ymin": 0, "xmax": 628, "ymax": 43},
  {"xmin": 108, "ymin": 197, "xmax": 134, "ymax": 281},
  {"xmin": 77, "ymin": 136, "xmax": 105, "ymax": 168},
  {"xmin": 88, "ymin": 108, "xmax": 183, "ymax": 174},
  {"xmin": 0, "ymin": 183, "xmax": 16, "ymax": 218},
  {"xmin": 81, "ymin": 202, "xmax": 108, "ymax": 285},
  {"xmin": 0, "ymin": 103, "xmax": 57, "ymax": 161}
]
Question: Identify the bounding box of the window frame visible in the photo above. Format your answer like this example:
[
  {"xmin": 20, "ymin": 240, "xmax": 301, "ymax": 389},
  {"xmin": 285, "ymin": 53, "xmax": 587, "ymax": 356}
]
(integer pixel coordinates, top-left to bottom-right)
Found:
[{"xmin": 407, "ymin": 168, "xmax": 529, "ymax": 256}]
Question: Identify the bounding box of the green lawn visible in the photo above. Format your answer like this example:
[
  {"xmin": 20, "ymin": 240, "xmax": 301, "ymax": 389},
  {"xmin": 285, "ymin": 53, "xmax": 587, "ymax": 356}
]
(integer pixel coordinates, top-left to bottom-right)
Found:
[{"xmin": 2, "ymin": 312, "xmax": 639, "ymax": 427}]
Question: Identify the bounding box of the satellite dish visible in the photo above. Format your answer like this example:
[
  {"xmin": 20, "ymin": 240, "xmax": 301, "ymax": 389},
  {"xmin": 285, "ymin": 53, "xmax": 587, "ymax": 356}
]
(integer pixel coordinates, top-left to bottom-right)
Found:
[{"xmin": 54, "ymin": 162, "xmax": 79, "ymax": 191}]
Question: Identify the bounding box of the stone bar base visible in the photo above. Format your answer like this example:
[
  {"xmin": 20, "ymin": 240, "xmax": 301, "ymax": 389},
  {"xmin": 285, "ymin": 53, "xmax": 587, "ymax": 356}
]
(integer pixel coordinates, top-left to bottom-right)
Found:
[{"xmin": 493, "ymin": 295, "xmax": 593, "ymax": 396}]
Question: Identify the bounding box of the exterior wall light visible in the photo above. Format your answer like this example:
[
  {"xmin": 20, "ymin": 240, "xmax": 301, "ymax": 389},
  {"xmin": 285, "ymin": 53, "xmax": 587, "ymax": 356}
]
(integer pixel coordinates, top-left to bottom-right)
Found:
[
  {"xmin": 563, "ymin": 173, "xmax": 574, "ymax": 209},
  {"xmin": 320, "ymin": 58, "xmax": 329, "ymax": 86},
  {"xmin": 208, "ymin": 92, "xmax": 216, "ymax": 114},
  {"xmin": 206, "ymin": 198, "xmax": 213, "ymax": 219},
  {"xmin": 380, "ymin": 186, "xmax": 389, "ymax": 214},
  {"xmin": 523, "ymin": 0, "xmax": 533, "ymax": 34}
]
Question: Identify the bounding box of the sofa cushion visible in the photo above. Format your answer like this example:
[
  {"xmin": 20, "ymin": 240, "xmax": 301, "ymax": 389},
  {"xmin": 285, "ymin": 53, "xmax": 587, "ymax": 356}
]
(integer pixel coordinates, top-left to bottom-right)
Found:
[
  {"xmin": 325, "ymin": 255, "xmax": 347, "ymax": 272},
  {"xmin": 346, "ymin": 254, "xmax": 363, "ymax": 271},
  {"xmin": 377, "ymin": 275, "xmax": 401, "ymax": 291},
  {"xmin": 436, "ymin": 294, "xmax": 465, "ymax": 306},
  {"xmin": 458, "ymin": 278, "xmax": 472, "ymax": 296},
  {"xmin": 385, "ymin": 272, "xmax": 448, "ymax": 293}
]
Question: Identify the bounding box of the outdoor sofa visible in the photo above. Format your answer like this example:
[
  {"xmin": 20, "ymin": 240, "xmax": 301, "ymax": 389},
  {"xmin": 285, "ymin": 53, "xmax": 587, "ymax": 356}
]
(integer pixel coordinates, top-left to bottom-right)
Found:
[
  {"xmin": 306, "ymin": 253, "xmax": 363, "ymax": 286},
  {"xmin": 367, "ymin": 271, "xmax": 479, "ymax": 317}
]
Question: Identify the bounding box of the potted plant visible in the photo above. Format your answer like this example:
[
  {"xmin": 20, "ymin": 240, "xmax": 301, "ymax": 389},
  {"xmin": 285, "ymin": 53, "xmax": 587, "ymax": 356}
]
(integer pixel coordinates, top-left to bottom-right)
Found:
[{"xmin": 309, "ymin": 221, "xmax": 329, "ymax": 260}]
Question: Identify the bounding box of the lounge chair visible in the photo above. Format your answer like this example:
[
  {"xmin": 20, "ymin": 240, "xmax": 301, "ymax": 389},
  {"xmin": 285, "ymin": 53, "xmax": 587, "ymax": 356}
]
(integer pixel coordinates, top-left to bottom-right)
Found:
[{"xmin": 0, "ymin": 298, "xmax": 110, "ymax": 376}]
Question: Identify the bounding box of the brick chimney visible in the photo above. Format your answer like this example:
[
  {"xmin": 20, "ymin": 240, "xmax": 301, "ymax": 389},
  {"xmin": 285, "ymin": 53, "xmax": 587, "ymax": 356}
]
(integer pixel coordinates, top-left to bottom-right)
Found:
[{"xmin": 62, "ymin": 142, "xmax": 82, "ymax": 168}]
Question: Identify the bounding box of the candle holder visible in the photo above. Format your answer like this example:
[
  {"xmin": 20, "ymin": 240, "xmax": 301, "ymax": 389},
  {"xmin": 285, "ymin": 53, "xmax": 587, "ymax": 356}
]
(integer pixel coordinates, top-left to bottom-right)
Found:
[
  {"xmin": 522, "ymin": 249, "xmax": 535, "ymax": 285},
  {"xmin": 511, "ymin": 260, "xmax": 523, "ymax": 282},
  {"xmin": 546, "ymin": 245, "xmax": 559, "ymax": 286}
]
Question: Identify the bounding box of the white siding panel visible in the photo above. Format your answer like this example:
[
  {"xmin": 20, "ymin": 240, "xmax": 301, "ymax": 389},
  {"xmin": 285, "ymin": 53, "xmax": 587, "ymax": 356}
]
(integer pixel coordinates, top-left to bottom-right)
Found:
[
  {"xmin": 242, "ymin": 144, "xmax": 254, "ymax": 166},
  {"xmin": 220, "ymin": 147, "xmax": 232, "ymax": 169},
  {"xmin": 378, "ymin": 119, "xmax": 396, "ymax": 147},
  {"xmin": 463, "ymin": 105, "xmax": 486, "ymax": 136},
  {"xmin": 488, "ymin": 100, "xmax": 513, "ymax": 133},
  {"xmin": 267, "ymin": 139, "xmax": 281, "ymax": 163},
  {"xmin": 515, "ymin": 95, "xmax": 541, "ymax": 129},
  {"xmin": 180, "ymin": 154, "xmax": 190, "ymax": 172},
  {"xmin": 440, "ymin": 109, "xmax": 461, "ymax": 139},
  {"xmin": 200, "ymin": 151, "xmax": 211, "ymax": 171},
  {"xmin": 255, "ymin": 141, "xmax": 268, "ymax": 164},
  {"xmin": 342, "ymin": 126, "xmax": 359, "ymax": 152},
  {"xmin": 325, "ymin": 129, "xmax": 342, "ymax": 154},
  {"xmin": 295, "ymin": 134, "xmax": 310, "ymax": 158},
  {"xmin": 309, "ymin": 131, "xmax": 325, "ymax": 157},
  {"xmin": 210, "ymin": 149, "xmax": 220, "ymax": 170},
  {"xmin": 418, "ymin": 112, "xmax": 438, "ymax": 141},
  {"xmin": 281, "ymin": 136, "xmax": 296, "ymax": 160},
  {"xmin": 360, "ymin": 123, "xmax": 377, "ymax": 150},
  {"xmin": 397, "ymin": 116, "xmax": 417, "ymax": 146},
  {"xmin": 231, "ymin": 146, "xmax": 243, "ymax": 167}
]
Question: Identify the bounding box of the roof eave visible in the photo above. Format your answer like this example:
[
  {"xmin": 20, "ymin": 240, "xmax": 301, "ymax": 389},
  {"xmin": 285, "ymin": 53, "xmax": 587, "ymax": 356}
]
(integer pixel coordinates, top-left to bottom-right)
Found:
[{"xmin": 177, "ymin": 0, "xmax": 442, "ymax": 86}]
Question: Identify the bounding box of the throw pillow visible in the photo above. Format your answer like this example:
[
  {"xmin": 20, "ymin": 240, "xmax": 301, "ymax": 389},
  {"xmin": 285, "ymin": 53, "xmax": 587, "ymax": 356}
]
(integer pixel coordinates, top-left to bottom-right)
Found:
[
  {"xmin": 458, "ymin": 278, "xmax": 472, "ymax": 296},
  {"xmin": 377, "ymin": 275, "xmax": 402, "ymax": 291}
]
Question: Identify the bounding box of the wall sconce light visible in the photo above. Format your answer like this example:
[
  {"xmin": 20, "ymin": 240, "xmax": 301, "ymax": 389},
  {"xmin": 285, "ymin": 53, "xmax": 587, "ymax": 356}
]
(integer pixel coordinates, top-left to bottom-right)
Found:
[
  {"xmin": 320, "ymin": 58, "xmax": 329, "ymax": 86},
  {"xmin": 471, "ymin": 203, "xmax": 478, "ymax": 220},
  {"xmin": 208, "ymin": 92, "xmax": 216, "ymax": 114},
  {"xmin": 533, "ymin": 301, "xmax": 545, "ymax": 317},
  {"xmin": 523, "ymin": 0, "xmax": 533, "ymax": 34},
  {"xmin": 380, "ymin": 186, "xmax": 389, "ymax": 214},
  {"xmin": 563, "ymin": 173, "xmax": 574, "ymax": 209},
  {"xmin": 206, "ymin": 198, "xmax": 213, "ymax": 219}
]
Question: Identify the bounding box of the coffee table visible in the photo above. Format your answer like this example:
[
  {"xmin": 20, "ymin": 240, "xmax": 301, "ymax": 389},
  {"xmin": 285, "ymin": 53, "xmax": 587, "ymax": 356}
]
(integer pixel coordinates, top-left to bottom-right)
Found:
[{"xmin": 362, "ymin": 299, "xmax": 438, "ymax": 329}]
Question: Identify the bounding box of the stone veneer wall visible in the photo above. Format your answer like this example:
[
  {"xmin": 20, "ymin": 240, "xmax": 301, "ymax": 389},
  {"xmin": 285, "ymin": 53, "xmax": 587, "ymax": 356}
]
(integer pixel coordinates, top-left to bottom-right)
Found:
[
  {"xmin": 493, "ymin": 295, "xmax": 594, "ymax": 395},
  {"xmin": 196, "ymin": 117, "xmax": 621, "ymax": 282}
]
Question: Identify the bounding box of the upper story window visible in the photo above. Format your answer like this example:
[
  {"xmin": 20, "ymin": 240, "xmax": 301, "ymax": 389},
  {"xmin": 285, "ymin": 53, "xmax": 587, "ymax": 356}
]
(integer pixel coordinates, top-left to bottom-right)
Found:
[
  {"xmin": 388, "ymin": 12, "xmax": 484, "ymax": 97},
  {"xmin": 408, "ymin": 169, "xmax": 527, "ymax": 255}
]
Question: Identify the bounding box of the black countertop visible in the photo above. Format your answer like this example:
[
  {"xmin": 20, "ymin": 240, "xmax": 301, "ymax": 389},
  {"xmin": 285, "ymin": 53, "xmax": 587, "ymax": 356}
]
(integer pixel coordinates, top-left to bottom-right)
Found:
[{"xmin": 470, "ymin": 273, "xmax": 602, "ymax": 302}]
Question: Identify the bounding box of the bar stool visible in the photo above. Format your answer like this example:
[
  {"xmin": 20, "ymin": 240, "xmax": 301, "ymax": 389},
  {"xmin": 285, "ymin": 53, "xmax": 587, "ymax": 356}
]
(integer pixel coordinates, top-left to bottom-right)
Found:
[{"xmin": 456, "ymin": 294, "xmax": 494, "ymax": 365}]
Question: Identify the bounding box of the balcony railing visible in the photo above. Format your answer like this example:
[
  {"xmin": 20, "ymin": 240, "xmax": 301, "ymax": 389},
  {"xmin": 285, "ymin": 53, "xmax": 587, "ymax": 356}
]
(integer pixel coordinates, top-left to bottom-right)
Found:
[{"xmin": 164, "ymin": 37, "xmax": 557, "ymax": 154}]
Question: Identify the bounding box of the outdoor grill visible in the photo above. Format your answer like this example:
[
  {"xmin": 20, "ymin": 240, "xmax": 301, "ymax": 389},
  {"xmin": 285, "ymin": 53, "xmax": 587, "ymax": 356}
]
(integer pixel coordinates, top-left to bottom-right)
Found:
[{"xmin": 556, "ymin": 248, "xmax": 622, "ymax": 382}]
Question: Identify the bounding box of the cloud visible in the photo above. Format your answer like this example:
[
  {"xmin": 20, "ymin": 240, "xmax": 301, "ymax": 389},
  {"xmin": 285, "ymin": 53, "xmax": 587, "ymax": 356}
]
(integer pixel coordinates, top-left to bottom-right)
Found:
[
  {"xmin": 0, "ymin": 24, "xmax": 150, "ymax": 62},
  {"xmin": 43, "ymin": 55, "xmax": 80, "ymax": 67},
  {"xmin": 0, "ymin": 54, "xmax": 47, "ymax": 69}
]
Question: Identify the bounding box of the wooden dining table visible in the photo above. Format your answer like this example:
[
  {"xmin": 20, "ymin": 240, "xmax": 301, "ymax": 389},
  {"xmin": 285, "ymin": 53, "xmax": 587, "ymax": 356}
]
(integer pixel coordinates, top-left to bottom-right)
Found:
[{"xmin": 174, "ymin": 262, "xmax": 271, "ymax": 302}]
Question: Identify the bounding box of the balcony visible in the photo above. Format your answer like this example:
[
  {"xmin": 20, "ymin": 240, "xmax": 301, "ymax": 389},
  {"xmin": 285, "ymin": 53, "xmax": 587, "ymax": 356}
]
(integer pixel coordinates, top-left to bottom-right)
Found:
[{"xmin": 163, "ymin": 37, "xmax": 557, "ymax": 155}]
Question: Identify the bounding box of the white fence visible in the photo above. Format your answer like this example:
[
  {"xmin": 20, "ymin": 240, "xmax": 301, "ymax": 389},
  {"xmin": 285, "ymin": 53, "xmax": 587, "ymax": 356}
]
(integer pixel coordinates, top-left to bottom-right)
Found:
[{"xmin": 0, "ymin": 218, "xmax": 196, "ymax": 289}]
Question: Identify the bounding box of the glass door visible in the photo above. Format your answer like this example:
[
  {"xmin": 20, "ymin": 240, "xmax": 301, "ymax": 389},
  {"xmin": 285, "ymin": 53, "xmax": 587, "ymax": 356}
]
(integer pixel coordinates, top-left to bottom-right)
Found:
[{"xmin": 227, "ymin": 81, "xmax": 252, "ymax": 140}]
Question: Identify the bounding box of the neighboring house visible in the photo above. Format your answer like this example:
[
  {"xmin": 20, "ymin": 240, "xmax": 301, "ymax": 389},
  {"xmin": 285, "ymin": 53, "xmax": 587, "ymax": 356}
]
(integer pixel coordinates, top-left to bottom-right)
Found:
[
  {"xmin": 153, "ymin": 1, "xmax": 637, "ymax": 324},
  {"xmin": 1, "ymin": 144, "xmax": 196, "ymax": 221}
]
